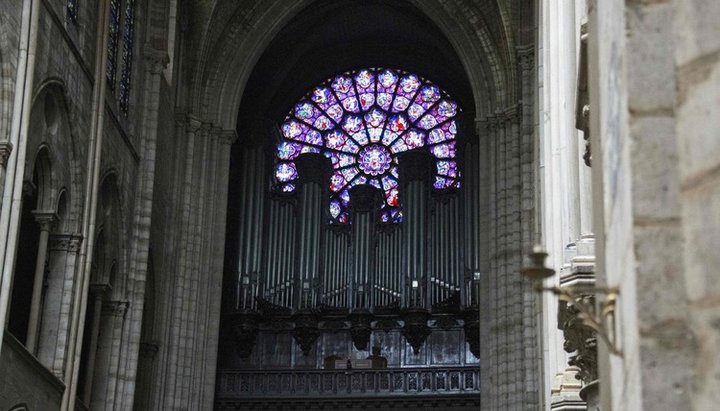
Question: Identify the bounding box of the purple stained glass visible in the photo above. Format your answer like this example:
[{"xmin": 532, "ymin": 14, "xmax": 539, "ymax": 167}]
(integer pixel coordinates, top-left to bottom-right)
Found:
[
  {"xmin": 358, "ymin": 145, "xmax": 392, "ymax": 176},
  {"xmin": 274, "ymin": 67, "xmax": 460, "ymax": 224},
  {"xmin": 277, "ymin": 142, "xmax": 302, "ymax": 160},
  {"xmin": 295, "ymin": 101, "xmax": 316, "ymax": 120},
  {"xmin": 365, "ymin": 109, "xmax": 386, "ymax": 128},
  {"xmin": 330, "ymin": 200, "xmax": 342, "ymax": 218},
  {"xmin": 430, "ymin": 142, "xmax": 456, "ymax": 159},
  {"xmin": 382, "ymin": 130, "xmax": 399, "ymax": 146},
  {"xmin": 388, "ymin": 115, "xmax": 409, "ymax": 133},
  {"xmin": 419, "ymin": 114, "xmax": 438, "ymax": 130},
  {"xmin": 332, "ymin": 76, "xmax": 353, "ymax": 94},
  {"xmin": 404, "ymin": 130, "xmax": 425, "ymax": 149},
  {"xmin": 312, "ymin": 87, "xmax": 333, "ymax": 104},
  {"xmin": 436, "ymin": 160, "xmax": 458, "ymax": 178},
  {"xmin": 355, "ymin": 70, "xmax": 374, "ymax": 89},
  {"xmin": 276, "ymin": 163, "xmax": 298, "ymax": 182},
  {"xmin": 282, "ymin": 120, "xmax": 305, "ymax": 139},
  {"xmin": 342, "ymin": 116, "xmax": 363, "ymax": 134},
  {"xmin": 434, "ymin": 176, "xmax": 455, "ymax": 190}
]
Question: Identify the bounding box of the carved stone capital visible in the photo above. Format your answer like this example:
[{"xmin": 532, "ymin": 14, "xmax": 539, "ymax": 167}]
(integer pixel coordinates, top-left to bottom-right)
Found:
[
  {"xmin": 217, "ymin": 129, "xmax": 237, "ymax": 147},
  {"xmin": 517, "ymin": 45, "xmax": 535, "ymax": 72},
  {"xmin": 143, "ymin": 44, "xmax": 170, "ymax": 75},
  {"xmin": 558, "ymin": 296, "xmax": 598, "ymax": 384},
  {"xmin": 102, "ymin": 300, "xmax": 129, "ymax": 318},
  {"xmin": 175, "ymin": 114, "xmax": 203, "ymax": 133},
  {"xmin": 503, "ymin": 104, "xmax": 522, "ymax": 123},
  {"xmin": 0, "ymin": 141, "xmax": 13, "ymax": 167},
  {"xmin": 32, "ymin": 210, "xmax": 58, "ymax": 231},
  {"xmin": 48, "ymin": 233, "xmax": 83, "ymax": 252}
]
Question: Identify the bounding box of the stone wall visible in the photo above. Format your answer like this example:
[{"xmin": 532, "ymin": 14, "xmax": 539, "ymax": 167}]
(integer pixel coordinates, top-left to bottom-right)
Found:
[
  {"xmin": 674, "ymin": 0, "xmax": 720, "ymax": 408},
  {"xmin": 0, "ymin": 334, "xmax": 64, "ymax": 411},
  {"xmin": 589, "ymin": 0, "xmax": 720, "ymax": 409}
]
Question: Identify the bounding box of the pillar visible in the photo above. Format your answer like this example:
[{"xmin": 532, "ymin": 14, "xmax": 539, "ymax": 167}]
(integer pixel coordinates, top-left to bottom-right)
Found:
[{"xmin": 26, "ymin": 210, "xmax": 56, "ymax": 353}]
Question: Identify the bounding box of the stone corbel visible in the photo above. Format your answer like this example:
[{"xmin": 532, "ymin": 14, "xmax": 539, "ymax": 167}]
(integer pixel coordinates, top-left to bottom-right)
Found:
[{"xmin": 143, "ymin": 44, "xmax": 170, "ymax": 75}]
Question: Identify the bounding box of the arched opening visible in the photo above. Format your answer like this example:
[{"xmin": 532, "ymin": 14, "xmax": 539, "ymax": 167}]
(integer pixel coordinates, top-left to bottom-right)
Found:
[
  {"xmin": 217, "ymin": 1, "xmax": 483, "ymax": 408},
  {"xmin": 76, "ymin": 174, "xmax": 124, "ymax": 409},
  {"xmin": 8, "ymin": 147, "xmax": 53, "ymax": 348}
]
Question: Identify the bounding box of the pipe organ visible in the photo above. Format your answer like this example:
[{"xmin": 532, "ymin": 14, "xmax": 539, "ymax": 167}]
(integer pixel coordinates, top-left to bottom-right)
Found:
[{"xmin": 223, "ymin": 68, "xmax": 483, "ymax": 371}]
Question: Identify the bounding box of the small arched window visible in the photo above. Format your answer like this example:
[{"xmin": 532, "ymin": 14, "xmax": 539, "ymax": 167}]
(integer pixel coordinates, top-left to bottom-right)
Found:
[{"xmin": 274, "ymin": 68, "xmax": 460, "ymax": 224}]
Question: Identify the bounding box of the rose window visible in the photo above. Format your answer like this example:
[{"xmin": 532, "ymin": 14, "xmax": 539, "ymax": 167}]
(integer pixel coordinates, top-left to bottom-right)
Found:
[{"xmin": 274, "ymin": 68, "xmax": 460, "ymax": 224}]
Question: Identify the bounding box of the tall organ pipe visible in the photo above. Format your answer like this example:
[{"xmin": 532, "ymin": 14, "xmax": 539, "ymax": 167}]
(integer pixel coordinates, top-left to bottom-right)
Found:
[
  {"xmin": 463, "ymin": 134, "xmax": 482, "ymax": 306},
  {"xmin": 403, "ymin": 179, "xmax": 428, "ymax": 308},
  {"xmin": 296, "ymin": 181, "xmax": 322, "ymax": 309},
  {"xmin": 351, "ymin": 211, "xmax": 373, "ymax": 309},
  {"xmin": 235, "ymin": 143, "xmax": 266, "ymax": 309}
]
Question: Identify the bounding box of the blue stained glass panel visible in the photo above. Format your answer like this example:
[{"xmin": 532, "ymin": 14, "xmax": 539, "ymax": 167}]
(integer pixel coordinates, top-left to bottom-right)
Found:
[{"xmin": 119, "ymin": 0, "xmax": 136, "ymax": 114}]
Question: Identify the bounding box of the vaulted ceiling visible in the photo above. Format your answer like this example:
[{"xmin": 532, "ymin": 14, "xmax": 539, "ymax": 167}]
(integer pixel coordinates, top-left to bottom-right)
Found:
[{"xmin": 177, "ymin": 0, "xmax": 531, "ymax": 128}]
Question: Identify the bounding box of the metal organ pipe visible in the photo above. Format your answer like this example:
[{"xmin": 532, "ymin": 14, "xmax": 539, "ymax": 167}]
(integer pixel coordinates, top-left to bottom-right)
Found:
[
  {"xmin": 296, "ymin": 181, "xmax": 322, "ymax": 309},
  {"xmin": 236, "ymin": 144, "xmax": 266, "ymax": 309},
  {"xmin": 403, "ymin": 179, "xmax": 427, "ymax": 308},
  {"xmin": 351, "ymin": 211, "xmax": 373, "ymax": 309},
  {"xmin": 463, "ymin": 135, "xmax": 482, "ymax": 306}
]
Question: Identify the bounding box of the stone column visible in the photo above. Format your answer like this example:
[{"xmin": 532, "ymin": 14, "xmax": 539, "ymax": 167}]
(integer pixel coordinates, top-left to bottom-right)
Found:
[
  {"xmin": 90, "ymin": 300, "xmax": 128, "ymax": 410},
  {"xmin": 25, "ymin": 210, "xmax": 56, "ymax": 353},
  {"xmin": 113, "ymin": 46, "xmax": 169, "ymax": 409},
  {"xmin": 37, "ymin": 234, "xmax": 82, "ymax": 375},
  {"xmin": 82, "ymin": 285, "xmax": 109, "ymax": 405}
]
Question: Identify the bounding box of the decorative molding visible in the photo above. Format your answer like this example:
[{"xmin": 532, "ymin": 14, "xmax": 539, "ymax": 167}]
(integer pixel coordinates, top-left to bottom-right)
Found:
[
  {"xmin": 348, "ymin": 310, "xmax": 374, "ymax": 351},
  {"xmin": 292, "ymin": 311, "xmax": 320, "ymax": 356},
  {"xmin": 401, "ymin": 308, "xmax": 431, "ymax": 354},
  {"xmin": 0, "ymin": 141, "xmax": 12, "ymax": 168},
  {"xmin": 558, "ymin": 235, "xmax": 598, "ymax": 384},
  {"xmin": 48, "ymin": 233, "xmax": 83, "ymax": 252},
  {"xmin": 558, "ymin": 297, "xmax": 598, "ymax": 384},
  {"xmin": 228, "ymin": 310, "xmax": 261, "ymax": 358}
]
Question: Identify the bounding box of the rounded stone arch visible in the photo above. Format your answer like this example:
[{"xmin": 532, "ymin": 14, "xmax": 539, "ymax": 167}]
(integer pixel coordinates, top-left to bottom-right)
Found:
[
  {"xmin": 187, "ymin": 0, "xmax": 515, "ymax": 130},
  {"xmin": 29, "ymin": 145, "xmax": 53, "ymax": 211},
  {"xmin": 96, "ymin": 171, "xmax": 126, "ymax": 300},
  {"xmin": 26, "ymin": 79, "xmax": 84, "ymax": 233}
]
